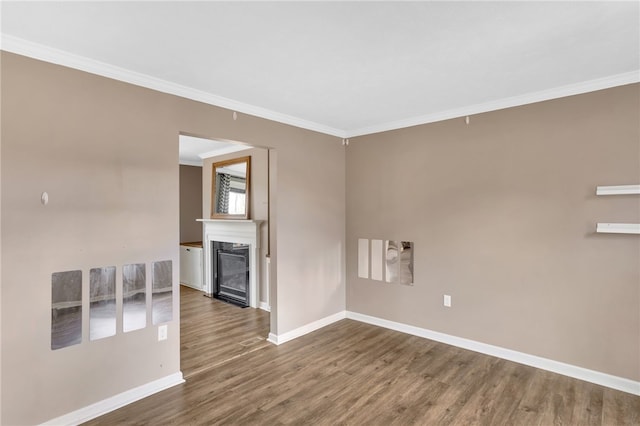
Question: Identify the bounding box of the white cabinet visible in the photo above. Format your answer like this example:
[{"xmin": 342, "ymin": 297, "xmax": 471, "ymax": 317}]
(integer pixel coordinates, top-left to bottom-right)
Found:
[{"xmin": 180, "ymin": 244, "xmax": 203, "ymax": 290}]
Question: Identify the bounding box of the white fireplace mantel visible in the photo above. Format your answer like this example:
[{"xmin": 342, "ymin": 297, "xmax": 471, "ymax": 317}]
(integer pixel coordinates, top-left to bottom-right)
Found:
[{"xmin": 197, "ymin": 219, "xmax": 264, "ymax": 308}]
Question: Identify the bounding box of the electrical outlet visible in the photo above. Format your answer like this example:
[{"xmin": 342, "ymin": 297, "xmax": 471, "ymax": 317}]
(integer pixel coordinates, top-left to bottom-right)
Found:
[
  {"xmin": 158, "ymin": 324, "xmax": 168, "ymax": 341},
  {"xmin": 444, "ymin": 295, "xmax": 452, "ymax": 307}
]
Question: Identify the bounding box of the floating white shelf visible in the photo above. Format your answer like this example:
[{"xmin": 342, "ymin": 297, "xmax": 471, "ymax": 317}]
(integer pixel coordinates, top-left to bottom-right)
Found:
[
  {"xmin": 596, "ymin": 223, "xmax": 640, "ymax": 234},
  {"xmin": 596, "ymin": 185, "xmax": 640, "ymax": 195}
]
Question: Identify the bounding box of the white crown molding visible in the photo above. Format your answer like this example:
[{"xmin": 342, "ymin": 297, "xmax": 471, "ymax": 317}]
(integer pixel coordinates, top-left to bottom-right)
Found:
[
  {"xmin": 40, "ymin": 372, "xmax": 185, "ymax": 426},
  {"xmin": 346, "ymin": 311, "xmax": 640, "ymax": 396},
  {"xmin": 267, "ymin": 310, "xmax": 346, "ymax": 345},
  {"xmin": 345, "ymin": 71, "xmax": 640, "ymax": 138},
  {"xmin": 2, "ymin": 34, "xmax": 637, "ymax": 139},
  {"xmin": 179, "ymin": 159, "xmax": 203, "ymax": 167},
  {"xmin": 0, "ymin": 34, "xmax": 347, "ymax": 138}
]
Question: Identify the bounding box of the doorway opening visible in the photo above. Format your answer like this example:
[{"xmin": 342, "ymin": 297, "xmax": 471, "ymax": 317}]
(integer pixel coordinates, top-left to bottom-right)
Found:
[{"xmin": 178, "ymin": 133, "xmax": 273, "ymax": 379}]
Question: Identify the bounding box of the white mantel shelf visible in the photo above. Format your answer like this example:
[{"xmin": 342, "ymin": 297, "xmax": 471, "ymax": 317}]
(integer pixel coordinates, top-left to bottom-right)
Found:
[
  {"xmin": 197, "ymin": 219, "xmax": 264, "ymax": 308},
  {"xmin": 197, "ymin": 219, "xmax": 263, "ymax": 222},
  {"xmin": 196, "ymin": 219, "xmax": 264, "ymax": 226}
]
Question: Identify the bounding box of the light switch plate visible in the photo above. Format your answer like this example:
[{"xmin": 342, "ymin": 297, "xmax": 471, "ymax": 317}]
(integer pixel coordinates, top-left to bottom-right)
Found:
[
  {"xmin": 444, "ymin": 295, "xmax": 452, "ymax": 307},
  {"xmin": 158, "ymin": 324, "xmax": 168, "ymax": 341}
]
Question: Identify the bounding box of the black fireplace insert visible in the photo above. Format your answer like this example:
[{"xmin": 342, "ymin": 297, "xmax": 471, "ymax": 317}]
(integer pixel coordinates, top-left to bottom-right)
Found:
[{"xmin": 212, "ymin": 241, "xmax": 250, "ymax": 307}]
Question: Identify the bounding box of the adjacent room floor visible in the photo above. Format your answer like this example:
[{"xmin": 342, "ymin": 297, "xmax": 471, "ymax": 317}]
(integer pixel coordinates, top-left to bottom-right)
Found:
[
  {"xmin": 179, "ymin": 286, "xmax": 271, "ymax": 379},
  {"xmin": 84, "ymin": 286, "xmax": 639, "ymax": 425}
]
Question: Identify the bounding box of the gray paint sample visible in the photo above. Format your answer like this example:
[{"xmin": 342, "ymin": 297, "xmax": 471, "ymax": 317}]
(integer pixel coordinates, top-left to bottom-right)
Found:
[
  {"xmin": 51, "ymin": 270, "xmax": 82, "ymax": 350},
  {"xmin": 89, "ymin": 266, "xmax": 116, "ymax": 341},
  {"xmin": 385, "ymin": 241, "xmax": 414, "ymax": 285},
  {"xmin": 123, "ymin": 263, "xmax": 146, "ymax": 333},
  {"xmin": 152, "ymin": 260, "xmax": 173, "ymax": 325}
]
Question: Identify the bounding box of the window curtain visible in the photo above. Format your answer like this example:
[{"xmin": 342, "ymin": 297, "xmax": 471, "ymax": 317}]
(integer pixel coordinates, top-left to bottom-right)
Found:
[{"xmin": 216, "ymin": 173, "xmax": 231, "ymax": 213}]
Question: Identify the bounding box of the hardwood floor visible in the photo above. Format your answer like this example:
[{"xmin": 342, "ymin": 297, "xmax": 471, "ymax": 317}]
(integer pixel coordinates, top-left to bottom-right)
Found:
[
  {"xmin": 180, "ymin": 286, "xmax": 270, "ymax": 379},
  {"xmin": 84, "ymin": 286, "xmax": 639, "ymax": 425}
]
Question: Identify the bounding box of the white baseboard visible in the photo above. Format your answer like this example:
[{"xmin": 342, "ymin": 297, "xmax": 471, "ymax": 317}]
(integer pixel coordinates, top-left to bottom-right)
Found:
[
  {"xmin": 347, "ymin": 311, "xmax": 640, "ymax": 396},
  {"xmin": 40, "ymin": 372, "xmax": 185, "ymax": 426},
  {"xmin": 259, "ymin": 301, "xmax": 271, "ymax": 312},
  {"xmin": 267, "ymin": 310, "xmax": 346, "ymax": 345},
  {"xmin": 267, "ymin": 332, "xmax": 279, "ymax": 345}
]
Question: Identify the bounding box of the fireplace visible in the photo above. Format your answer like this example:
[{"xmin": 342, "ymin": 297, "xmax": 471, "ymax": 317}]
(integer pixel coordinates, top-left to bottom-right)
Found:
[
  {"xmin": 212, "ymin": 241, "xmax": 250, "ymax": 307},
  {"xmin": 197, "ymin": 219, "xmax": 263, "ymax": 308}
]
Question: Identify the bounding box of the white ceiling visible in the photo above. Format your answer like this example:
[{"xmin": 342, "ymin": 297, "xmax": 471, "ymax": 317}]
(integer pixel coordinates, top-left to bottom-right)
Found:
[
  {"xmin": 1, "ymin": 2, "xmax": 638, "ymax": 138},
  {"xmin": 179, "ymin": 135, "xmax": 251, "ymax": 167}
]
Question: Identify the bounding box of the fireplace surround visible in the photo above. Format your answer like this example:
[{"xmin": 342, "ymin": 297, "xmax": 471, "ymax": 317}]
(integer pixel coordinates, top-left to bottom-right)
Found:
[{"xmin": 197, "ymin": 219, "xmax": 263, "ymax": 308}]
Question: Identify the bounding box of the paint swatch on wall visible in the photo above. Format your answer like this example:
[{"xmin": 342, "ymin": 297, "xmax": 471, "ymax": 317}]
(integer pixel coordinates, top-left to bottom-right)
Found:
[
  {"xmin": 385, "ymin": 240, "xmax": 414, "ymax": 285},
  {"xmin": 385, "ymin": 240, "xmax": 399, "ymax": 283},
  {"xmin": 89, "ymin": 266, "xmax": 117, "ymax": 341},
  {"xmin": 123, "ymin": 263, "xmax": 146, "ymax": 333},
  {"xmin": 51, "ymin": 270, "xmax": 82, "ymax": 350},
  {"xmin": 152, "ymin": 260, "xmax": 173, "ymax": 325},
  {"xmin": 358, "ymin": 238, "xmax": 369, "ymax": 278},
  {"xmin": 397, "ymin": 241, "xmax": 414, "ymax": 285},
  {"xmin": 371, "ymin": 239, "xmax": 383, "ymax": 281},
  {"xmin": 359, "ymin": 239, "xmax": 414, "ymax": 285}
]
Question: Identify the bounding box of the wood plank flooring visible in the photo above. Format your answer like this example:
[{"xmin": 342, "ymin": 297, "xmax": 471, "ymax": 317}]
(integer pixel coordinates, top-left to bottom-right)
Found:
[
  {"xmin": 84, "ymin": 286, "xmax": 639, "ymax": 425},
  {"xmin": 180, "ymin": 286, "xmax": 271, "ymax": 379}
]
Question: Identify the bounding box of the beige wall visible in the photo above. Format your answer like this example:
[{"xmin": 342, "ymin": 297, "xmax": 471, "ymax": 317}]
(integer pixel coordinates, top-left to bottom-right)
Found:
[
  {"xmin": 3, "ymin": 47, "xmax": 634, "ymax": 425},
  {"xmin": 202, "ymin": 147, "xmax": 270, "ymax": 306},
  {"xmin": 179, "ymin": 165, "xmax": 202, "ymax": 243},
  {"xmin": 346, "ymin": 84, "xmax": 640, "ymax": 381},
  {"xmin": 0, "ymin": 52, "xmax": 345, "ymax": 424}
]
